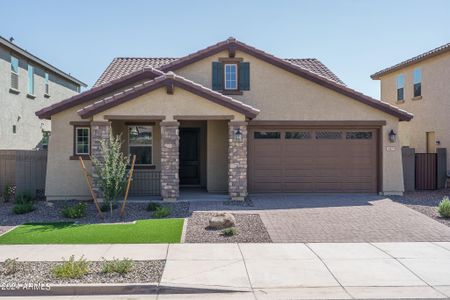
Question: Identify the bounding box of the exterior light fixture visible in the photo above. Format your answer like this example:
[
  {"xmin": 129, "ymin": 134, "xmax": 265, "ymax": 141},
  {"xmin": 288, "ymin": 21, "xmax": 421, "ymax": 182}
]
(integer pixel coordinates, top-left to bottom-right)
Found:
[
  {"xmin": 234, "ymin": 128, "xmax": 242, "ymax": 141},
  {"xmin": 388, "ymin": 129, "xmax": 397, "ymax": 143}
]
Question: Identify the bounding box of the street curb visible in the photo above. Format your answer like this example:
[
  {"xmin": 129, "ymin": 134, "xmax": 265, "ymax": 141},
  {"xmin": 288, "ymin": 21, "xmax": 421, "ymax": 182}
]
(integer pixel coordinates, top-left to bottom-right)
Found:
[
  {"xmin": 0, "ymin": 283, "xmax": 248, "ymax": 297},
  {"xmin": 180, "ymin": 218, "xmax": 188, "ymax": 243}
]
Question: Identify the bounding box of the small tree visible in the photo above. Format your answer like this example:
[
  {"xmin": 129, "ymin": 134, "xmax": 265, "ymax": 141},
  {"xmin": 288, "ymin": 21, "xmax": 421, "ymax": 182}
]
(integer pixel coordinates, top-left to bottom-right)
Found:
[{"xmin": 92, "ymin": 134, "xmax": 129, "ymax": 215}]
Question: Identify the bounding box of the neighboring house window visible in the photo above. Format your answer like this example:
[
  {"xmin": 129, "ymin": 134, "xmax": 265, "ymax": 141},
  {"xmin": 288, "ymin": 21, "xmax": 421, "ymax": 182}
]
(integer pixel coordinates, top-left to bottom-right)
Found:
[
  {"xmin": 128, "ymin": 125, "xmax": 152, "ymax": 165},
  {"xmin": 10, "ymin": 55, "xmax": 19, "ymax": 90},
  {"xmin": 224, "ymin": 64, "xmax": 238, "ymax": 90},
  {"xmin": 27, "ymin": 64, "xmax": 34, "ymax": 95},
  {"xmin": 75, "ymin": 127, "xmax": 90, "ymax": 155},
  {"xmin": 212, "ymin": 61, "xmax": 250, "ymax": 92},
  {"xmin": 396, "ymin": 74, "xmax": 404, "ymax": 101},
  {"xmin": 44, "ymin": 72, "xmax": 50, "ymax": 95},
  {"xmin": 413, "ymin": 68, "xmax": 422, "ymax": 97}
]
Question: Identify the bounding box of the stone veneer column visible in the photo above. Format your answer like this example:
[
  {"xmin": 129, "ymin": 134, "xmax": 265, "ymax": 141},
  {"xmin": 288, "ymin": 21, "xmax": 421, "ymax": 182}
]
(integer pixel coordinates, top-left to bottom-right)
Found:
[
  {"xmin": 90, "ymin": 121, "xmax": 111, "ymax": 200},
  {"xmin": 228, "ymin": 121, "xmax": 248, "ymax": 200},
  {"xmin": 160, "ymin": 121, "xmax": 180, "ymax": 201}
]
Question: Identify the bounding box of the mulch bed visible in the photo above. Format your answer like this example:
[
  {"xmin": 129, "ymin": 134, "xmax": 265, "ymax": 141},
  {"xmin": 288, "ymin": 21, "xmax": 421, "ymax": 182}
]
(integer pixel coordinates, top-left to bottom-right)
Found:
[
  {"xmin": 392, "ymin": 190, "xmax": 450, "ymax": 227},
  {"xmin": 0, "ymin": 201, "xmax": 190, "ymax": 227},
  {"xmin": 184, "ymin": 212, "xmax": 272, "ymax": 243},
  {"xmin": 0, "ymin": 260, "xmax": 165, "ymax": 285}
]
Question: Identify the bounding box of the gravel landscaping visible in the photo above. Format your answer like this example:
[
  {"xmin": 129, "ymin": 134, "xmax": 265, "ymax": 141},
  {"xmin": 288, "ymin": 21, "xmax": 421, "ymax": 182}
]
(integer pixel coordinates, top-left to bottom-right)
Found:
[
  {"xmin": 0, "ymin": 201, "xmax": 190, "ymax": 226},
  {"xmin": 184, "ymin": 212, "xmax": 272, "ymax": 243},
  {"xmin": 392, "ymin": 189, "xmax": 450, "ymax": 227},
  {"xmin": 0, "ymin": 260, "xmax": 165, "ymax": 285}
]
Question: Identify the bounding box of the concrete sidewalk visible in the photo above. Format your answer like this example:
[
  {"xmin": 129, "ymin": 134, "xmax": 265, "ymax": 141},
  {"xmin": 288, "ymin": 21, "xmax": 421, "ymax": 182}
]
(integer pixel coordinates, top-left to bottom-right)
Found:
[{"xmin": 2, "ymin": 242, "xmax": 450, "ymax": 299}]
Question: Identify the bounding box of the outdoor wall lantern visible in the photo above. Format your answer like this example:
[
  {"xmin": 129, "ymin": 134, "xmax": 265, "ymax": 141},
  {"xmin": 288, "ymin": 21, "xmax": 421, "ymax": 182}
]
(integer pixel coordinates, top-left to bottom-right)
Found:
[
  {"xmin": 388, "ymin": 129, "xmax": 397, "ymax": 143},
  {"xmin": 234, "ymin": 128, "xmax": 243, "ymax": 141}
]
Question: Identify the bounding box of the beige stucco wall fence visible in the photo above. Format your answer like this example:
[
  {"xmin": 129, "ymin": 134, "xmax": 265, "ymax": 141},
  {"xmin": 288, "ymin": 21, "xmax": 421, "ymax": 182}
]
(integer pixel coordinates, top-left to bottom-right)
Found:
[{"xmin": 0, "ymin": 150, "xmax": 47, "ymax": 199}]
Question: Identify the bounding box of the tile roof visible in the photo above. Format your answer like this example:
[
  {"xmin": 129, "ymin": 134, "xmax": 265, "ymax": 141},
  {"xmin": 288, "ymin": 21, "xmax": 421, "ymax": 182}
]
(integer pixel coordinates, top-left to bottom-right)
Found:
[
  {"xmin": 371, "ymin": 42, "xmax": 450, "ymax": 79},
  {"xmin": 95, "ymin": 57, "xmax": 345, "ymax": 87},
  {"xmin": 78, "ymin": 71, "xmax": 260, "ymax": 118}
]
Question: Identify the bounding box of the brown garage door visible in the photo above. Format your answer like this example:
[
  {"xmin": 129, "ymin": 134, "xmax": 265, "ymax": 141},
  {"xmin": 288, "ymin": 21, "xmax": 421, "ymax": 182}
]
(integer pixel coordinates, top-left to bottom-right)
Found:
[{"xmin": 249, "ymin": 128, "xmax": 378, "ymax": 193}]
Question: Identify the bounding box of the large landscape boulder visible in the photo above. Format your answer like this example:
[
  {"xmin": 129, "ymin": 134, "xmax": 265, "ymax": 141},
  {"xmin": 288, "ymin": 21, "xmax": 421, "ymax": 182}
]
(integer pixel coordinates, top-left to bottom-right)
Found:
[{"xmin": 208, "ymin": 213, "xmax": 236, "ymax": 229}]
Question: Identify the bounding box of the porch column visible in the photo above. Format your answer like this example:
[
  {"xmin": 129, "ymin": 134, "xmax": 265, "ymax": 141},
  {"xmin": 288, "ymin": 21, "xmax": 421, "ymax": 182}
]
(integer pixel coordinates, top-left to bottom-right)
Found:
[
  {"xmin": 228, "ymin": 121, "xmax": 248, "ymax": 200},
  {"xmin": 90, "ymin": 121, "xmax": 111, "ymax": 200},
  {"xmin": 160, "ymin": 121, "xmax": 180, "ymax": 201}
]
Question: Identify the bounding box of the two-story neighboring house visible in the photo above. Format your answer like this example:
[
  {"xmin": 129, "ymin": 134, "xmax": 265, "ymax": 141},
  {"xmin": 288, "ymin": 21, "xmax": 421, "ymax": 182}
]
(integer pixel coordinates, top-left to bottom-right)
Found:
[
  {"xmin": 0, "ymin": 36, "xmax": 86, "ymax": 149},
  {"xmin": 371, "ymin": 43, "xmax": 450, "ymax": 171}
]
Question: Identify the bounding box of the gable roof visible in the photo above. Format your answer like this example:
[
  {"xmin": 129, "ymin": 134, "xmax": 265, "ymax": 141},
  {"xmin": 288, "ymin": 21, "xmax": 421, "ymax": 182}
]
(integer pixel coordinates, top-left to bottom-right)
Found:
[
  {"xmin": 0, "ymin": 35, "xmax": 86, "ymax": 87},
  {"xmin": 36, "ymin": 67, "xmax": 164, "ymax": 119},
  {"xmin": 37, "ymin": 37, "xmax": 413, "ymax": 122},
  {"xmin": 371, "ymin": 42, "xmax": 450, "ymax": 79},
  {"xmin": 77, "ymin": 72, "xmax": 259, "ymax": 119},
  {"xmin": 95, "ymin": 57, "xmax": 344, "ymax": 87}
]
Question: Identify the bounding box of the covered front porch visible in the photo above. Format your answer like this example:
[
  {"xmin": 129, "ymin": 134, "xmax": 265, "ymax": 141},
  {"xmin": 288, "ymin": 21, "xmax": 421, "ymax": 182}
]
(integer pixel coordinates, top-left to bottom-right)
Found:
[{"xmin": 100, "ymin": 116, "xmax": 247, "ymax": 201}]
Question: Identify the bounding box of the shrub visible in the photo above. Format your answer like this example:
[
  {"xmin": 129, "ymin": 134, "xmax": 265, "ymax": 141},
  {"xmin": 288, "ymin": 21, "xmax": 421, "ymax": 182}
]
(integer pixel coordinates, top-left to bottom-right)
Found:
[
  {"xmin": 146, "ymin": 202, "xmax": 162, "ymax": 211},
  {"xmin": 12, "ymin": 193, "xmax": 35, "ymax": 215},
  {"xmin": 3, "ymin": 258, "xmax": 19, "ymax": 276},
  {"xmin": 2, "ymin": 184, "xmax": 15, "ymax": 203},
  {"xmin": 91, "ymin": 134, "xmax": 129, "ymax": 212},
  {"xmin": 100, "ymin": 202, "xmax": 118, "ymax": 212},
  {"xmin": 222, "ymin": 227, "xmax": 237, "ymax": 237},
  {"xmin": 152, "ymin": 206, "xmax": 171, "ymax": 218},
  {"xmin": 15, "ymin": 192, "xmax": 33, "ymax": 204},
  {"xmin": 61, "ymin": 202, "xmax": 87, "ymax": 219},
  {"xmin": 102, "ymin": 258, "xmax": 134, "ymax": 275},
  {"xmin": 52, "ymin": 255, "xmax": 89, "ymax": 279},
  {"xmin": 438, "ymin": 196, "xmax": 450, "ymax": 218}
]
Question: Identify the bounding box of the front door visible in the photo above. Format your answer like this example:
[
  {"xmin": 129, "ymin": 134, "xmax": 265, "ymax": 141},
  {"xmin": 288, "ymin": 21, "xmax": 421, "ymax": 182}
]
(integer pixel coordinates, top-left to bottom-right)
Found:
[{"xmin": 179, "ymin": 128, "xmax": 200, "ymax": 185}]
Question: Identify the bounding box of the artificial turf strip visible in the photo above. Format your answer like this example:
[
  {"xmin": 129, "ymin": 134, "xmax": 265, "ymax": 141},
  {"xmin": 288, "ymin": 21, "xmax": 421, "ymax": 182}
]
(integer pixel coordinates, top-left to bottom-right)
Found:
[{"xmin": 0, "ymin": 219, "xmax": 184, "ymax": 244}]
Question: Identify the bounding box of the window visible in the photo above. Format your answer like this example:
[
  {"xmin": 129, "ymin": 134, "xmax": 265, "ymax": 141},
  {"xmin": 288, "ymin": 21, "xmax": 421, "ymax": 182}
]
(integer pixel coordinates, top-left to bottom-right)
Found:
[
  {"xmin": 396, "ymin": 74, "xmax": 404, "ymax": 101},
  {"xmin": 346, "ymin": 131, "xmax": 373, "ymax": 139},
  {"xmin": 315, "ymin": 131, "xmax": 342, "ymax": 139},
  {"xmin": 224, "ymin": 64, "xmax": 238, "ymax": 90},
  {"xmin": 285, "ymin": 131, "xmax": 311, "ymax": 139},
  {"xmin": 75, "ymin": 127, "xmax": 90, "ymax": 155},
  {"xmin": 12, "ymin": 125, "xmax": 16, "ymax": 134},
  {"xmin": 10, "ymin": 55, "xmax": 19, "ymax": 90},
  {"xmin": 11, "ymin": 55, "xmax": 19, "ymax": 73},
  {"xmin": 27, "ymin": 64, "xmax": 34, "ymax": 95},
  {"xmin": 128, "ymin": 125, "xmax": 152, "ymax": 165},
  {"xmin": 413, "ymin": 68, "xmax": 422, "ymax": 97},
  {"xmin": 254, "ymin": 131, "xmax": 281, "ymax": 139},
  {"xmin": 44, "ymin": 72, "xmax": 49, "ymax": 95}
]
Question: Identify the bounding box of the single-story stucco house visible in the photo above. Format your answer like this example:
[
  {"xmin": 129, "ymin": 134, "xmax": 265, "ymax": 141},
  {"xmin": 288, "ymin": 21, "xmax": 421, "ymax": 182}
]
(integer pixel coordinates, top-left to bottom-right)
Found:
[{"xmin": 36, "ymin": 38, "xmax": 413, "ymax": 201}]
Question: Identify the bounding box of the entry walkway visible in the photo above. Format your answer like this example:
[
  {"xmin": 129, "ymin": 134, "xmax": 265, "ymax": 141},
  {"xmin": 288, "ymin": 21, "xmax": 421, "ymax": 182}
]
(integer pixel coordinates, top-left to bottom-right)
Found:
[{"xmin": 2, "ymin": 242, "xmax": 450, "ymax": 299}]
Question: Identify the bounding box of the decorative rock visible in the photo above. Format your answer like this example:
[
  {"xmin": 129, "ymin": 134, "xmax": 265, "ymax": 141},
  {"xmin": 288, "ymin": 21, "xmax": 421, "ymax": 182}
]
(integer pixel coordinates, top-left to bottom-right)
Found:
[{"xmin": 208, "ymin": 212, "xmax": 236, "ymax": 229}]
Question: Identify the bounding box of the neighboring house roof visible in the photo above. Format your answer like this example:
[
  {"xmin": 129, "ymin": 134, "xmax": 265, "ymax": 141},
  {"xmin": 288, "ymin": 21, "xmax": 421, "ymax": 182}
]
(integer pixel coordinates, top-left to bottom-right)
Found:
[
  {"xmin": 37, "ymin": 37, "xmax": 413, "ymax": 121},
  {"xmin": 0, "ymin": 35, "xmax": 87, "ymax": 87},
  {"xmin": 77, "ymin": 71, "xmax": 260, "ymax": 119},
  {"xmin": 371, "ymin": 42, "xmax": 450, "ymax": 79},
  {"xmin": 95, "ymin": 57, "xmax": 345, "ymax": 87}
]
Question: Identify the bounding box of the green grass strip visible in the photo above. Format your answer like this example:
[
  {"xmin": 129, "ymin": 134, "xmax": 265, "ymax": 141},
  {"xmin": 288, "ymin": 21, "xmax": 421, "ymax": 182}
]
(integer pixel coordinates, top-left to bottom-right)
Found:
[{"xmin": 0, "ymin": 219, "xmax": 184, "ymax": 244}]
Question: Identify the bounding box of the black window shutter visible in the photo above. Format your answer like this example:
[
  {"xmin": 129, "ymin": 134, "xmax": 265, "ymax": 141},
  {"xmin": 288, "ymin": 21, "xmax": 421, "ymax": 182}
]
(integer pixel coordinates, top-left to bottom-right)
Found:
[
  {"xmin": 239, "ymin": 62, "xmax": 250, "ymax": 90},
  {"xmin": 212, "ymin": 62, "xmax": 223, "ymax": 91}
]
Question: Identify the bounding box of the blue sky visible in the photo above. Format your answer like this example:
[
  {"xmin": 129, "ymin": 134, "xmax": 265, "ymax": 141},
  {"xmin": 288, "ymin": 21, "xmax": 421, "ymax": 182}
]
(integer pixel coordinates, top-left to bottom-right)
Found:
[{"xmin": 1, "ymin": 0, "xmax": 449, "ymax": 98}]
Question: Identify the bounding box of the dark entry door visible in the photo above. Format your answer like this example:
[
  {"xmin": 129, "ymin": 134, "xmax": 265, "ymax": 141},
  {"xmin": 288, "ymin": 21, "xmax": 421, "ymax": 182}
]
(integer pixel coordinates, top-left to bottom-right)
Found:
[{"xmin": 179, "ymin": 128, "xmax": 200, "ymax": 185}]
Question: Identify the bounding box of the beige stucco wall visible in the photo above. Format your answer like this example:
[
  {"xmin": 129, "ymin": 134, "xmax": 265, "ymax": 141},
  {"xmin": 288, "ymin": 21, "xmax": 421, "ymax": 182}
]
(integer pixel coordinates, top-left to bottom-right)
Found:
[
  {"xmin": 0, "ymin": 44, "xmax": 79, "ymax": 150},
  {"xmin": 177, "ymin": 50, "xmax": 405, "ymax": 194},
  {"xmin": 45, "ymin": 104, "xmax": 92, "ymax": 200},
  {"xmin": 378, "ymin": 51, "xmax": 450, "ymax": 170}
]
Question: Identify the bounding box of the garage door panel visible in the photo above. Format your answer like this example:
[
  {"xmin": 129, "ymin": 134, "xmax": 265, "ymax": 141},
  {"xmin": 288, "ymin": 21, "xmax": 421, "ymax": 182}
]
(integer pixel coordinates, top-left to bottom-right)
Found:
[{"xmin": 249, "ymin": 128, "xmax": 378, "ymax": 193}]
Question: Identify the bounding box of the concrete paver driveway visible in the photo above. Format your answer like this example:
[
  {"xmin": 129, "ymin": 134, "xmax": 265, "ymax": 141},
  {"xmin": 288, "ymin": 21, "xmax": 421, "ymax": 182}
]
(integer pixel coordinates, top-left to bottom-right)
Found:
[{"xmin": 191, "ymin": 194, "xmax": 450, "ymax": 242}]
